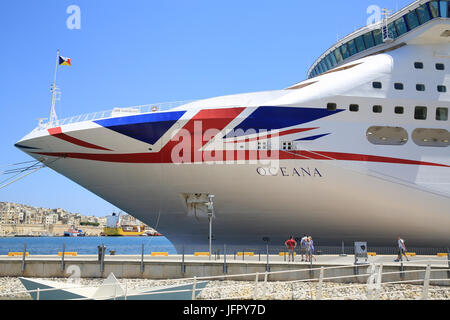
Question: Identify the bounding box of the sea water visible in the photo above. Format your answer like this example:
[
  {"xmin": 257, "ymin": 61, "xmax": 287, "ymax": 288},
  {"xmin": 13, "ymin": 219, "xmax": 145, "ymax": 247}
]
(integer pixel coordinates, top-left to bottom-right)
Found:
[{"xmin": 0, "ymin": 236, "xmax": 176, "ymax": 255}]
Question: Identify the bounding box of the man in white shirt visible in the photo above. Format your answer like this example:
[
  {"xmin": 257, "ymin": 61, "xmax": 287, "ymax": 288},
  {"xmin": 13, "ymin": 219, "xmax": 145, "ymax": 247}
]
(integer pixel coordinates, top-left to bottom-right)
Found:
[
  {"xmin": 300, "ymin": 235, "xmax": 308, "ymax": 262},
  {"xmin": 395, "ymin": 236, "xmax": 410, "ymax": 262}
]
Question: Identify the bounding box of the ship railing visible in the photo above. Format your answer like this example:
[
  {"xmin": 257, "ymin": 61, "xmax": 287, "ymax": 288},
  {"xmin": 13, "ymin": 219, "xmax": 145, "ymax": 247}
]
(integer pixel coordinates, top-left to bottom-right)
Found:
[
  {"xmin": 7, "ymin": 259, "xmax": 449, "ymax": 300},
  {"xmin": 32, "ymin": 99, "xmax": 195, "ymax": 133}
]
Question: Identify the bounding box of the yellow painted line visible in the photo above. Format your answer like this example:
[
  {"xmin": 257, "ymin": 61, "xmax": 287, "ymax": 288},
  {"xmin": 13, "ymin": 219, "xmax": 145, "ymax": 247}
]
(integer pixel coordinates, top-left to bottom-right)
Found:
[
  {"xmin": 237, "ymin": 252, "xmax": 254, "ymax": 257},
  {"xmin": 8, "ymin": 252, "xmax": 29, "ymax": 256},
  {"xmin": 58, "ymin": 252, "xmax": 77, "ymax": 256},
  {"xmin": 368, "ymin": 252, "xmax": 377, "ymax": 256},
  {"xmin": 437, "ymin": 253, "xmax": 448, "ymax": 257},
  {"xmin": 406, "ymin": 252, "xmax": 416, "ymax": 256},
  {"xmin": 279, "ymin": 252, "xmax": 297, "ymax": 256},
  {"xmin": 194, "ymin": 252, "xmax": 210, "ymax": 256},
  {"xmin": 151, "ymin": 252, "xmax": 169, "ymax": 256}
]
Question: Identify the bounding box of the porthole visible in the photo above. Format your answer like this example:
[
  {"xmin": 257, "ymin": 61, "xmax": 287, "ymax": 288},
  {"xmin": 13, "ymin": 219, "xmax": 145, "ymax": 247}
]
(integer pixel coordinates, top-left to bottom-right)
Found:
[
  {"xmin": 349, "ymin": 104, "xmax": 359, "ymax": 112},
  {"xmin": 282, "ymin": 142, "xmax": 293, "ymax": 151},
  {"xmin": 366, "ymin": 126, "xmax": 408, "ymax": 145},
  {"xmin": 414, "ymin": 106, "xmax": 427, "ymax": 120},
  {"xmin": 437, "ymin": 85, "xmax": 447, "ymax": 93},
  {"xmin": 395, "ymin": 106, "xmax": 404, "ymax": 114},
  {"xmin": 412, "ymin": 128, "xmax": 449, "ymax": 147},
  {"xmin": 436, "ymin": 63, "xmax": 445, "ymax": 70},
  {"xmin": 373, "ymin": 105, "xmax": 383, "ymax": 113},
  {"xmin": 372, "ymin": 82, "xmax": 382, "ymax": 89},
  {"xmin": 414, "ymin": 62, "xmax": 424, "ymax": 69},
  {"xmin": 416, "ymin": 84, "xmax": 426, "ymax": 91},
  {"xmin": 394, "ymin": 83, "xmax": 404, "ymax": 90},
  {"xmin": 327, "ymin": 103, "xmax": 337, "ymax": 111}
]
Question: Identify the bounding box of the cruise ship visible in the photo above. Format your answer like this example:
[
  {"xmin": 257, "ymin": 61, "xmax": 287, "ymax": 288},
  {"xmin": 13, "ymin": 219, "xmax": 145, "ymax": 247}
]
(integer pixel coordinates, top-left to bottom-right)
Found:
[{"xmin": 16, "ymin": 0, "xmax": 449, "ymax": 249}]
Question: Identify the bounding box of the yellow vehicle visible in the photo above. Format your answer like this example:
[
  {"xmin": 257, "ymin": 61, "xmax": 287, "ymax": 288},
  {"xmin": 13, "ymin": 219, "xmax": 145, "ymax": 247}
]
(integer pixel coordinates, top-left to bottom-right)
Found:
[{"xmin": 103, "ymin": 225, "xmax": 146, "ymax": 236}]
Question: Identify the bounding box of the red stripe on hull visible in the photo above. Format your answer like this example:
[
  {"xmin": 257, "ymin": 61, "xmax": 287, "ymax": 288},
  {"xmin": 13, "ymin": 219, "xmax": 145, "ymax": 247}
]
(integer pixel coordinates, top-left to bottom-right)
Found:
[{"xmin": 48, "ymin": 127, "xmax": 112, "ymax": 151}]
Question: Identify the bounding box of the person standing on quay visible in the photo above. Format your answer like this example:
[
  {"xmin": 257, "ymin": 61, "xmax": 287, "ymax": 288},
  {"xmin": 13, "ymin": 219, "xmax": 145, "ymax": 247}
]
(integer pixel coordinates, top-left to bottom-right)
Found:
[
  {"xmin": 395, "ymin": 236, "xmax": 410, "ymax": 262},
  {"xmin": 300, "ymin": 234, "xmax": 308, "ymax": 262},
  {"xmin": 285, "ymin": 236, "xmax": 297, "ymax": 262}
]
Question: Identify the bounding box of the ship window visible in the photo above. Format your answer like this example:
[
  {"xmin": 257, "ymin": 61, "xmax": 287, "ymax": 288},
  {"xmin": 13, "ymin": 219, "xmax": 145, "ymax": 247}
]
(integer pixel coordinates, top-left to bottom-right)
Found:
[
  {"xmin": 429, "ymin": 1, "xmax": 440, "ymax": 18},
  {"xmin": 436, "ymin": 63, "xmax": 445, "ymax": 70},
  {"xmin": 334, "ymin": 48, "xmax": 344, "ymax": 63},
  {"xmin": 388, "ymin": 22, "xmax": 398, "ymax": 39},
  {"xmin": 349, "ymin": 104, "xmax": 359, "ymax": 112},
  {"xmin": 440, "ymin": 0, "xmax": 448, "ymax": 18},
  {"xmin": 416, "ymin": 84, "xmax": 426, "ymax": 91},
  {"xmin": 395, "ymin": 106, "xmax": 404, "ymax": 114},
  {"xmin": 373, "ymin": 105, "xmax": 383, "ymax": 113},
  {"xmin": 438, "ymin": 85, "xmax": 447, "ymax": 92},
  {"xmin": 320, "ymin": 60, "xmax": 328, "ymax": 72},
  {"xmin": 412, "ymin": 128, "xmax": 450, "ymax": 147},
  {"xmin": 372, "ymin": 82, "xmax": 382, "ymax": 89},
  {"xmin": 416, "ymin": 4, "xmax": 432, "ymax": 24},
  {"xmin": 363, "ymin": 32, "xmax": 375, "ymax": 49},
  {"xmin": 415, "ymin": 106, "xmax": 428, "ymax": 120},
  {"xmin": 327, "ymin": 103, "xmax": 337, "ymax": 111},
  {"xmin": 366, "ymin": 126, "xmax": 409, "ymax": 145},
  {"xmin": 329, "ymin": 52, "xmax": 338, "ymax": 67},
  {"xmin": 325, "ymin": 55, "xmax": 333, "ymax": 69},
  {"xmin": 394, "ymin": 17, "xmax": 408, "ymax": 36},
  {"xmin": 414, "ymin": 62, "xmax": 424, "ymax": 69},
  {"xmin": 347, "ymin": 39, "xmax": 358, "ymax": 55},
  {"xmin": 341, "ymin": 43, "xmax": 350, "ymax": 59},
  {"xmin": 394, "ymin": 83, "xmax": 404, "ymax": 90},
  {"xmin": 355, "ymin": 35, "xmax": 366, "ymax": 52},
  {"xmin": 436, "ymin": 107, "xmax": 448, "ymax": 120},
  {"xmin": 405, "ymin": 11, "xmax": 420, "ymax": 30},
  {"xmin": 373, "ymin": 29, "xmax": 383, "ymax": 45}
]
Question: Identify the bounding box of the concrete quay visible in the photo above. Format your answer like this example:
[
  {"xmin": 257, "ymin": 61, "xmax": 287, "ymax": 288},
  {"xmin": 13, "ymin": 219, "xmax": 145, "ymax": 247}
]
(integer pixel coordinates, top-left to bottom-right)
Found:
[{"xmin": 0, "ymin": 254, "xmax": 448, "ymax": 286}]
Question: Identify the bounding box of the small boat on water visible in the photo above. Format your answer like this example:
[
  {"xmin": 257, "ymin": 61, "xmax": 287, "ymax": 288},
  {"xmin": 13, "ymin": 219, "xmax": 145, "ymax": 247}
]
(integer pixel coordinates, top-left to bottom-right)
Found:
[
  {"xmin": 64, "ymin": 227, "xmax": 85, "ymax": 237},
  {"xmin": 104, "ymin": 212, "xmax": 147, "ymax": 236}
]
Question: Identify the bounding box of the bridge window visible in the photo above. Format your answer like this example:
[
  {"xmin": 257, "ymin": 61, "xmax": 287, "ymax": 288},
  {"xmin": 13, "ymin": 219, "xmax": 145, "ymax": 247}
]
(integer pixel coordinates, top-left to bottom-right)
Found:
[
  {"xmin": 394, "ymin": 17, "xmax": 408, "ymax": 36},
  {"xmin": 366, "ymin": 126, "xmax": 408, "ymax": 145},
  {"xmin": 334, "ymin": 48, "xmax": 344, "ymax": 64},
  {"xmin": 372, "ymin": 82, "xmax": 382, "ymax": 89},
  {"xmin": 412, "ymin": 128, "xmax": 450, "ymax": 147},
  {"xmin": 363, "ymin": 32, "xmax": 375, "ymax": 49},
  {"xmin": 416, "ymin": 84, "xmax": 426, "ymax": 91},
  {"xmin": 341, "ymin": 43, "xmax": 350, "ymax": 59},
  {"xmin": 436, "ymin": 107, "xmax": 448, "ymax": 121},
  {"xmin": 395, "ymin": 106, "xmax": 404, "ymax": 114},
  {"xmin": 329, "ymin": 52, "xmax": 338, "ymax": 67},
  {"xmin": 414, "ymin": 62, "xmax": 424, "ymax": 69},
  {"xmin": 416, "ymin": 3, "xmax": 432, "ymax": 24},
  {"xmin": 349, "ymin": 104, "xmax": 359, "ymax": 112},
  {"xmin": 325, "ymin": 55, "xmax": 333, "ymax": 69},
  {"xmin": 406, "ymin": 10, "xmax": 420, "ymax": 30},
  {"xmin": 373, "ymin": 105, "xmax": 383, "ymax": 113},
  {"xmin": 438, "ymin": 85, "xmax": 447, "ymax": 93},
  {"xmin": 355, "ymin": 35, "xmax": 366, "ymax": 52},
  {"xmin": 440, "ymin": 0, "xmax": 448, "ymax": 18},
  {"xmin": 415, "ymin": 106, "xmax": 428, "ymax": 120},
  {"xmin": 373, "ymin": 29, "xmax": 383, "ymax": 45},
  {"xmin": 429, "ymin": 1, "xmax": 440, "ymax": 18},
  {"xmin": 347, "ymin": 39, "xmax": 358, "ymax": 55},
  {"xmin": 388, "ymin": 22, "xmax": 398, "ymax": 39},
  {"xmin": 394, "ymin": 83, "xmax": 404, "ymax": 90},
  {"xmin": 436, "ymin": 63, "xmax": 445, "ymax": 70}
]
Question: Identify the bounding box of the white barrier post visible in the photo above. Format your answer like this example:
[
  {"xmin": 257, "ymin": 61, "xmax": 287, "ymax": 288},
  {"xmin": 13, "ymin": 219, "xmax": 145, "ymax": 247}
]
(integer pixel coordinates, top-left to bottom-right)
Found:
[
  {"xmin": 262, "ymin": 272, "xmax": 268, "ymax": 299},
  {"xmin": 253, "ymin": 273, "xmax": 259, "ymax": 300},
  {"xmin": 374, "ymin": 264, "xmax": 383, "ymax": 299},
  {"xmin": 420, "ymin": 264, "xmax": 431, "ymax": 300},
  {"xmin": 366, "ymin": 263, "xmax": 376, "ymax": 300},
  {"xmin": 192, "ymin": 276, "xmax": 197, "ymax": 300},
  {"xmin": 36, "ymin": 288, "xmax": 40, "ymax": 301},
  {"xmin": 317, "ymin": 266, "xmax": 324, "ymax": 300}
]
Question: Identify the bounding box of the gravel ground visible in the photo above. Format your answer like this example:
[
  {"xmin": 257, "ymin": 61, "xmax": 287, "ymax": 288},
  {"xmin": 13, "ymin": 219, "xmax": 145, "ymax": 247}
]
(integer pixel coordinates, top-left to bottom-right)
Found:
[{"xmin": 0, "ymin": 277, "xmax": 449, "ymax": 300}]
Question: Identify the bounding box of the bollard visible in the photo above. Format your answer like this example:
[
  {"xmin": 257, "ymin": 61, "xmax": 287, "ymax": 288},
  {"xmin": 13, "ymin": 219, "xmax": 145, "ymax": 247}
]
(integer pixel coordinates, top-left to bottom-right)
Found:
[
  {"xmin": 21, "ymin": 243, "xmax": 26, "ymax": 272},
  {"xmin": 181, "ymin": 245, "xmax": 186, "ymax": 274},
  {"xmin": 317, "ymin": 266, "xmax": 324, "ymax": 300},
  {"xmin": 61, "ymin": 243, "xmax": 65, "ymax": 271},
  {"xmin": 140, "ymin": 243, "xmax": 145, "ymax": 273},
  {"xmin": 421, "ymin": 264, "xmax": 431, "ymax": 300},
  {"xmin": 192, "ymin": 276, "xmax": 197, "ymax": 300}
]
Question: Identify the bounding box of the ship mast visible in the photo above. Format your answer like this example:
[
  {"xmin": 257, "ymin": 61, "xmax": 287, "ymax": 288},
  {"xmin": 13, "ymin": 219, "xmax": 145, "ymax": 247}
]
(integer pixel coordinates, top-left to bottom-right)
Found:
[{"xmin": 49, "ymin": 49, "xmax": 61, "ymax": 126}]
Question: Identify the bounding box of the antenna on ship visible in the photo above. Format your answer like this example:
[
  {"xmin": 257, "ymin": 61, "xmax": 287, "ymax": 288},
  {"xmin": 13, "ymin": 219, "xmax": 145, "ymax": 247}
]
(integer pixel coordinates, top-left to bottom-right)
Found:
[
  {"xmin": 49, "ymin": 49, "xmax": 61, "ymax": 126},
  {"xmin": 381, "ymin": 8, "xmax": 394, "ymax": 43}
]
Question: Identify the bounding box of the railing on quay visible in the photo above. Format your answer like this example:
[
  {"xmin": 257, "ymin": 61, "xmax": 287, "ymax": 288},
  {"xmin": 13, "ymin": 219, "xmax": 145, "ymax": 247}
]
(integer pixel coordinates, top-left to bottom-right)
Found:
[{"xmin": 4, "ymin": 259, "xmax": 449, "ymax": 301}]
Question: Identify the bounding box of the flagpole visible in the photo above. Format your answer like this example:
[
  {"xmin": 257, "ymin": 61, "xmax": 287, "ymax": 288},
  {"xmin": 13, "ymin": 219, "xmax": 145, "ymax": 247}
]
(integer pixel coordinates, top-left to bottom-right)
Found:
[{"xmin": 49, "ymin": 49, "xmax": 59, "ymax": 125}]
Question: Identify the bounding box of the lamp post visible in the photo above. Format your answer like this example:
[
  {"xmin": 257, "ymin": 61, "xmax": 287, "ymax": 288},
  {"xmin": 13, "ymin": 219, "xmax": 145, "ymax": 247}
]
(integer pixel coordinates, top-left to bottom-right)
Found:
[
  {"xmin": 263, "ymin": 237, "xmax": 270, "ymax": 272},
  {"xmin": 208, "ymin": 195, "xmax": 215, "ymax": 260}
]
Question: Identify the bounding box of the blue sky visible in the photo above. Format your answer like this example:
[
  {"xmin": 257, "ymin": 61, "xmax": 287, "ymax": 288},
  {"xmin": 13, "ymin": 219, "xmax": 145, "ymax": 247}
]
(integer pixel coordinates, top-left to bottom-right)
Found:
[{"xmin": 0, "ymin": 0, "xmax": 411, "ymax": 217}]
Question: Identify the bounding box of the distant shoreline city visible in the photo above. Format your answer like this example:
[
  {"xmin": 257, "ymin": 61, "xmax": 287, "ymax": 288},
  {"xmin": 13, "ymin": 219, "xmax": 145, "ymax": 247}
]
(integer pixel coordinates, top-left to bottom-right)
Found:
[{"xmin": 0, "ymin": 202, "xmax": 153, "ymax": 237}]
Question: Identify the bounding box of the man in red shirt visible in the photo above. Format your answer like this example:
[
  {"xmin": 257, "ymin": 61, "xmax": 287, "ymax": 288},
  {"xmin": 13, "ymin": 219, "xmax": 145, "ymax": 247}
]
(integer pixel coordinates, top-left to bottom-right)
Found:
[{"xmin": 285, "ymin": 236, "xmax": 297, "ymax": 262}]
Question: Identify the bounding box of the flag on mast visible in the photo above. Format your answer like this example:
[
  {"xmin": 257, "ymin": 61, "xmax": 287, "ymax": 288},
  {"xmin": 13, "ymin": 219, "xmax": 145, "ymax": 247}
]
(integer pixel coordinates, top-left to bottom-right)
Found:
[{"xmin": 59, "ymin": 55, "xmax": 72, "ymax": 66}]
